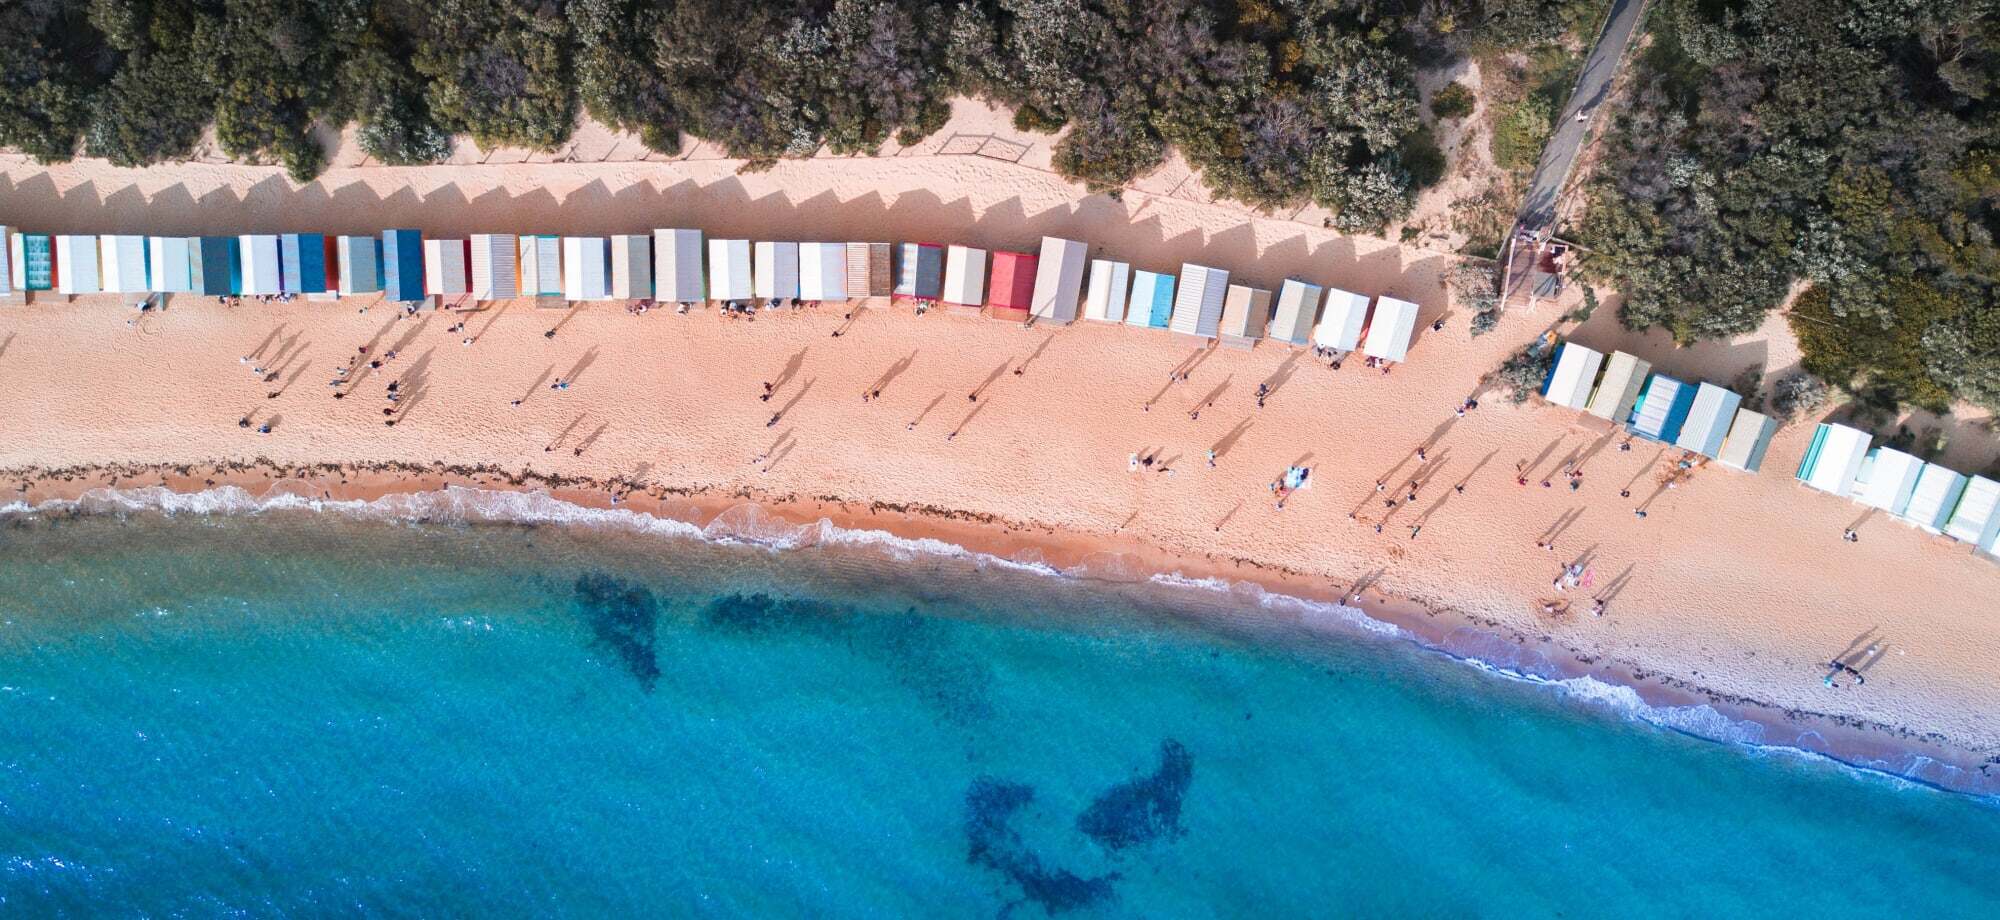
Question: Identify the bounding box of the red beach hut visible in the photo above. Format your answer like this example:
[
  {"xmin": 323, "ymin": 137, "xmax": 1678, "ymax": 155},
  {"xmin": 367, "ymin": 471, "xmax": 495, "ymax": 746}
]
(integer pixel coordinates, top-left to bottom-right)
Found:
[{"xmin": 985, "ymin": 250, "xmax": 1038, "ymax": 322}]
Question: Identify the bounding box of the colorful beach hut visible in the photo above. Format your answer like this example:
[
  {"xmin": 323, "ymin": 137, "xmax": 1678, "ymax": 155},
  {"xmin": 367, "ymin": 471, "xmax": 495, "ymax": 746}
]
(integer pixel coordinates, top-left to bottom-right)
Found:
[
  {"xmin": 337, "ymin": 235, "xmax": 382, "ymax": 295},
  {"xmin": 1674, "ymin": 382, "xmax": 1742, "ymax": 458},
  {"xmin": 470, "ymin": 234, "xmax": 518, "ymax": 300},
  {"xmin": 280, "ymin": 233, "xmax": 329, "ymax": 294},
  {"xmin": 148, "ymin": 237, "xmax": 194, "ymax": 293},
  {"xmin": 1852, "ymin": 447, "xmax": 1925, "ymax": 514},
  {"xmin": 1363, "ymin": 296, "xmax": 1419, "ymax": 363},
  {"xmin": 1218, "ymin": 285, "xmax": 1272, "ymax": 350},
  {"xmin": 12, "ymin": 232, "xmax": 54, "ymax": 292},
  {"xmin": 424, "ymin": 238, "xmax": 470, "ymax": 296},
  {"xmin": 1585, "ymin": 351, "xmax": 1651, "ymax": 422},
  {"xmin": 1314, "ymin": 288, "xmax": 1369, "ymax": 352},
  {"xmin": 1716, "ymin": 408, "xmax": 1778, "ymax": 474},
  {"xmin": 517, "ymin": 235, "xmax": 562, "ymax": 297},
  {"xmin": 1126, "ymin": 270, "xmax": 1175, "ymax": 330},
  {"xmin": 1540, "ymin": 342, "xmax": 1604, "ymax": 410},
  {"xmin": 1627, "ymin": 374, "xmax": 1697, "ymax": 443},
  {"xmin": 1170, "ymin": 263, "xmax": 1228, "ymax": 339},
  {"xmin": 1796, "ymin": 422, "xmax": 1871, "ymax": 497},
  {"xmin": 708, "ymin": 239, "xmax": 753, "ymax": 302},
  {"xmin": 1944, "ymin": 476, "xmax": 2000, "ymax": 547},
  {"xmin": 610, "ymin": 234, "xmax": 652, "ymax": 300},
  {"xmin": 754, "ymin": 241, "xmax": 800, "ymax": 302},
  {"xmin": 654, "ymin": 229, "xmax": 704, "ymax": 302},
  {"xmin": 99, "ymin": 235, "xmax": 149, "ymax": 294},
  {"xmin": 942, "ymin": 244, "xmax": 987, "ymax": 310},
  {"xmin": 894, "ymin": 242, "xmax": 943, "ymax": 301},
  {"xmin": 55, "ymin": 235, "xmax": 101, "ymax": 295},
  {"xmin": 1084, "ymin": 259, "xmax": 1130, "ymax": 323},
  {"xmin": 1900, "ymin": 464, "xmax": 1968, "ymax": 534},
  {"xmin": 381, "ymin": 229, "xmax": 424, "ymax": 302},
  {"xmin": 1030, "ymin": 236, "xmax": 1088, "ymax": 324},
  {"xmin": 799, "ymin": 243, "xmax": 848, "ymax": 302},
  {"xmin": 986, "ymin": 250, "xmax": 1038, "ymax": 322},
  {"xmin": 1268, "ymin": 280, "xmax": 1322, "ymax": 347},
  {"xmin": 562, "ymin": 237, "xmax": 610, "ymax": 301},
  {"xmin": 193, "ymin": 236, "xmax": 239, "ymax": 296}
]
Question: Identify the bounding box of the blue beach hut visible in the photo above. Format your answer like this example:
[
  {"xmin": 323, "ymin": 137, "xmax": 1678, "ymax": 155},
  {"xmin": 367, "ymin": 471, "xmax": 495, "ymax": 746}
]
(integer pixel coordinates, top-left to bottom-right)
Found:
[
  {"xmin": 1125, "ymin": 270, "xmax": 1176, "ymax": 330},
  {"xmin": 1626, "ymin": 374, "xmax": 1697, "ymax": 443},
  {"xmin": 281, "ymin": 233, "xmax": 329, "ymax": 293},
  {"xmin": 194, "ymin": 236, "xmax": 239, "ymax": 296},
  {"xmin": 381, "ymin": 229, "xmax": 425, "ymax": 302}
]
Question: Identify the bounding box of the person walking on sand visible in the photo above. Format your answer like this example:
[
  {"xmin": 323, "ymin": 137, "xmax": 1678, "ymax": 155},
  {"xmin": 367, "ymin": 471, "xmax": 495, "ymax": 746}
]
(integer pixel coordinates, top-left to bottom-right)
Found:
[
  {"xmin": 1207, "ymin": 449, "xmax": 1216, "ymax": 468},
  {"xmin": 1130, "ymin": 453, "xmax": 1140, "ymax": 472}
]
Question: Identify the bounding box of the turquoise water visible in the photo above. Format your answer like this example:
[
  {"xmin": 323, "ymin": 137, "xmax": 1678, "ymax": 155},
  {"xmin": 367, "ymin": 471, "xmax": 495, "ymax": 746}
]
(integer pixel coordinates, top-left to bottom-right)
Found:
[{"xmin": 2, "ymin": 505, "xmax": 1996, "ymax": 915}]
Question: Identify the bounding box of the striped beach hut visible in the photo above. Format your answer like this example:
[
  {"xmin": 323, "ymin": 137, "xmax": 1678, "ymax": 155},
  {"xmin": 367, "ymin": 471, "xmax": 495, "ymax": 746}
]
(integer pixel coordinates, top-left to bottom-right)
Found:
[
  {"xmin": 754, "ymin": 241, "xmax": 799, "ymax": 302},
  {"xmin": 1852, "ymin": 447, "xmax": 1925, "ymax": 514},
  {"xmin": 708, "ymin": 239, "xmax": 753, "ymax": 302},
  {"xmin": 100, "ymin": 235, "xmax": 149, "ymax": 293},
  {"xmin": 1314, "ymin": 288, "xmax": 1369, "ymax": 352},
  {"xmin": 1585, "ymin": 351, "xmax": 1651, "ymax": 422},
  {"xmin": 1169, "ymin": 263, "xmax": 1228, "ymax": 339},
  {"xmin": 55, "ymin": 235, "xmax": 101, "ymax": 294},
  {"xmin": 1218, "ymin": 284, "xmax": 1272, "ymax": 350},
  {"xmin": 798, "ymin": 243, "xmax": 847, "ymax": 301},
  {"xmin": 194, "ymin": 236, "xmax": 239, "ymax": 296},
  {"xmin": 1539, "ymin": 342, "xmax": 1604, "ymax": 410},
  {"xmin": 1900, "ymin": 464, "xmax": 1968, "ymax": 534},
  {"xmin": 1362, "ymin": 296, "xmax": 1419, "ymax": 363},
  {"xmin": 1796, "ymin": 422, "xmax": 1871, "ymax": 497},
  {"xmin": 1126, "ymin": 270, "xmax": 1175, "ymax": 330},
  {"xmin": 610, "ymin": 234, "xmax": 652, "ymax": 300},
  {"xmin": 424, "ymin": 238, "xmax": 469, "ymax": 296},
  {"xmin": 12, "ymin": 232, "xmax": 54, "ymax": 292},
  {"xmin": 563, "ymin": 237, "xmax": 610, "ymax": 301},
  {"xmin": 239, "ymin": 235, "xmax": 282, "ymax": 295},
  {"xmin": 1030, "ymin": 236, "xmax": 1088, "ymax": 324},
  {"xmin": 842, "ymin": 242, "xmax": 874, "ymax": 298},
  {"xmin": 1674, "ymin": 382, "xmax": 1742, "ymax": 458},
  {"xmin": 1945, "ymin": 476, "xmax": 2000, "ymax": 547},
  {"xmin": 654, "ymin": 229, "xmax": 704, "ymax": 302},
  {"xmin": 942, "ymin": 244, "xmax": 987, "ymax": 310},
  {"xmin": 280, "ymin": 233, "xmax": 329, "ymax": 294},
  {"xmin": 866, "ymin": 243, "xmax": 893, "ymax": 296},
  {"xmin": 518, "ymin": 235, "xmax": 563, "ymax": 297},
  {"xmin": 381, "ymin": 229, "xmax": 424, "ymax": 301},
  {"xmin": 1083, "ymin": 259, "xmax": 1130, "ymax": 323},
  {"xmin": 148, "ymin": 236, "xmax": 194, "ymax": 293},
  {"xmin": 1716, "ymin": 408, "xmax": 1778, "ymax": 473},
  {"xmin": 1268, "ymin": 280, "xmax": 1322, "ymax": 347},
  {"xmin": 1627, "ymin": 374, "xmax": 1697, "ymax": 443},
  {"xmin": 337, "ymin": 235, "xmax": 382, "ymax": 295},
  {"xmin": 986, "ymin": 250, "xmax": 1038, "ymax": 322},
  {"xmin": 895, "ymin": 242, "xmax": 943, "ymax": 301},
  {"xmin": 470, "ymin": 234, "xmax": 518, "ymax": 300}
]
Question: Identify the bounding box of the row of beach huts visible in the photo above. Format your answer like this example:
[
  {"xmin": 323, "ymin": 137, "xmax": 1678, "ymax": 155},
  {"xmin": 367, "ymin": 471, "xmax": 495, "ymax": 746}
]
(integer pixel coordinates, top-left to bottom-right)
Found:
[
  {"xmin": 0, "ymin": 226, "xmax": 1424, "ymax": 360},
  {"xmin": 1542, "ymin": 340, "xmax": 2000, "ymax": 558}
]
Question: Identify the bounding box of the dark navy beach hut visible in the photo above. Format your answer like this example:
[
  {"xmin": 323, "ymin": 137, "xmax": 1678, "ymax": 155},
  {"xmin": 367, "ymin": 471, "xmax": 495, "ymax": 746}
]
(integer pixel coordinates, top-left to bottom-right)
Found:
[
  {"xmin": 281, "ymin": 233, "xmax": 329, "ymax": 294},
  {"xmin": 194, "ymin": 236, "xmax": 239, "ymax": 296},
  {"xmin": 381, "ymin": 229, "xmax": 424, "ymax": 302}
]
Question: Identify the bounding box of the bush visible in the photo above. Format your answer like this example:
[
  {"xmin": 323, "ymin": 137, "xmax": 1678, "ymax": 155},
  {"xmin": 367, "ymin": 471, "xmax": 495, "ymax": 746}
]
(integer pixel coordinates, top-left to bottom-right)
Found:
[
  {"xmin": 1470, "ymin": 309, "xmax": 1500, "ymax": 337},
  {"xmin": 1401, "ymin": 126, "xmax": 1446, "ymax": 189},
  {"xmin": 1769, "ymin": 372, "xmax": 1829, "ymax": 424},
  {"xmin": 1430, "ymin": 81, "xmax": 1474, "ymax": 120},
  {"xmin": 1491, "ymin": 99, "xmax": 1551, "ymax": 170},
  {"xmin": 1492, "ymin": 340, "xmax": 1555, "ymax": 401}
]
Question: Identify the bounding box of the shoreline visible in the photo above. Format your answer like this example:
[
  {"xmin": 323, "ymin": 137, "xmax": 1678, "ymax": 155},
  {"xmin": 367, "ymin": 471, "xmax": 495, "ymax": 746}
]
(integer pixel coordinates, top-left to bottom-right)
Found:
[{"xmin": 9, "ymin": 458, "xmax": 1995, "ymax": 798}]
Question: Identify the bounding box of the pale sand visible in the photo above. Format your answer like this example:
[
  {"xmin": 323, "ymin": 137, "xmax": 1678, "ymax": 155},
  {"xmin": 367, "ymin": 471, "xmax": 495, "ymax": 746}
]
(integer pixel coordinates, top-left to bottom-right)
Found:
[{"xmin": 3, "ymin": 107, "xmax": 1999, "ymax": 790}]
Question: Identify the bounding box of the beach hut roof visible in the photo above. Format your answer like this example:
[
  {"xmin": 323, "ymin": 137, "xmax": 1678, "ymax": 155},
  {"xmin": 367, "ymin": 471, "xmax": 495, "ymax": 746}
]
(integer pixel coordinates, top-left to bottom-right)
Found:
[
  {"xmin": 470, "ymin": 234, "xmax": 518, "ymax": 300},
  {"xmin": 563, "ymin": 237, "xmax": 610, "ymax": 301},
  {"xmin": 238, "ymin": 234, "xmax": 282, "ymax": 295},
  {"xmin": 99, "ymin": 234, "xmax": 150, "ymax": 294},
  {"xmin": 0, "ymin": 227, "xmax": 10, "ymax": 295},
  {"xmin": 1313, "ymin": 288, "xmax": 1369, "ymax": 351},
  {"xmin": 1853, "ymin": 447, "xmax": 1925, "ymax": 514},
  {"xmin": 1627, "ymin": 374, "xmax": 1697, "ymax": 443},
  {"xmin": 1362, "ymin": 296, "xmax": 1419, "ymax": 362},
  {"xmin": 380, "ymin": 229, "xmax": 424, "ymax": 301},
  {"xmin": 1218, "ymin": 284, "xmax": 1272, "ymax": 346},
  {"xmin": 1674, "ymin": 382, "xmax": 1743, "ymax": 458},
  {"xmin": 336, "ymin": 235, "xmax": 381, "ymax": 295},
  {"xmin": 894, "ymin": 242, "xmax": 943, "ymax": 300},
  {"xmin": 987, "ymin": 250, "xmax": 1037, "ymax": 319},
  {"xmin": 280, "ymin": 233, "xmax": 328, "ymax": 294},
  {"xmin": 943, "ymin": 244, "xmax": 987, "ymax": 307},
  {"xmin": 1584, "ymin": 351, "xmax": 1651, "ymax": 421},
  {"xmin": 1084, "ymin": 259, "xmax": 1131, "ymax": 323},
  {"xmin": 707, "ymin": 239, "xmax": 752, "ymax": 301},
  {"xmin": 753, "ymin": 241, "xmax": 799, "ymax": 301},
  {"xmin": 609, "ymin": 234, "xmax": 652, "ymax": 300},
  {"xmin": 424, "ymin": 238, "xmax": 469, "ymax": 296},
  {"xmin": 1796, "ymin": 422, "xmax": 1871, "ymax": 497},
  {"xmin": 1899, "ymin": 463, "xmax": 1968, "ymax": 535},
  {"xmin": 654, "ymin": 229, "xmax": 704, "ymax": 302},
  {"xmin": 55, "ymin": 235, "xmax": 102, "ymax": 295},
  {"xmin": 1540, "ymin": 342, "xmax": 1604, "ymax": 411},
  {"xmin": 798, "ymin": 242, "xmax": 848, "ymax": 301},
  {"xmin": 147, "ymin": 236, "xmax": 193, "ymax": 293},
  {"xmin": 1169, "ymin": 263, "xmax": 1228, "ymax": 338},
  {"xmin": 1945, "ymin": 475, "xmax": 2000, "ymax": 545},
  {"xmin": 1127, "ymin": 270, "xmax": 1175, "ymax": 329},
  {"xmin": 1716, "ymin": 408, "xmax": 1778, "ymax": 473},
  {"xmin": 842, "ymin": 242, "xmax": 874, "ymax": 300},
  {"xmin": 1269, "ymin": 280, "xmax": 1322, "ymax": 346},
  {"xmin": 1030, "ymin": 236, "xmax": 1088, "ymax": 324}
]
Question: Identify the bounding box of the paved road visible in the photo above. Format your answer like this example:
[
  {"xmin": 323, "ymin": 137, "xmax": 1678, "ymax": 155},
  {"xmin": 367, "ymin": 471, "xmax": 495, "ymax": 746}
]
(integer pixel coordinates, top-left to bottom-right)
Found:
[{"xmin": 1517, "ymin": 0, "xmax": 1650, "ymax": 232}]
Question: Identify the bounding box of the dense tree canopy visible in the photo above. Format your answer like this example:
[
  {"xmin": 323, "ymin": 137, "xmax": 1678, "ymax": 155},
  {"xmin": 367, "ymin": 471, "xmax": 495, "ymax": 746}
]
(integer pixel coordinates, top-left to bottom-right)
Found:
[
  {"xmin": 0, "ymin": 0, "xmax": 1545, "ymax": 230},
  {"xmin": 1577, "ymin": 0, "xmax": 2000, "ymax": 413}
]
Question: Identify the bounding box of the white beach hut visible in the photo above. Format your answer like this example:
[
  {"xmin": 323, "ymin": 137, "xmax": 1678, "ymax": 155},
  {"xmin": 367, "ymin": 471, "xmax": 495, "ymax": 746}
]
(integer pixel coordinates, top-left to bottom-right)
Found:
[
  {"xmin": 1541, "ymin": 342, "xmax": 1604, "ymax": 410},
  {"xmin": 1899, "ymin": 464, "xmax": 1968, "ymax": 534},
  {"xmin": 943, "ymin": 244, "xmax": 987, "ymax": 307},
  {"xmin": 1363, "ymin": 296, "xmax": 1419, "ymax": 363},
  {"xmin": 1674, "ymin": 382, "xmax": 1743, "ymax": 458},
  {"xmin": 100, "ymin": 235, "xmax": 149, "ymax": 293},
  {"xmin": 654, "ymin": 229, "xmax": 704, "ymax": 302},
  {"xmin": 562, "ymin": 236, "xmax": 610, "ymax": 301},
  {"xmin": 709, "ymin": 239, "xmax": 753, "ymax": 302},
  {"xmin": 0, "ymin": 227, "xmax": 10, "ymax": 296},
  {"xmin": 1852, "ymin": 447, "xmax": 1925, "ymax": 514},
  {"xmin": 147, "ymin": 236, "xmax": 194, "ymax": 293},
  {"xmin": 469, "ymin": 234, "xmax": 518, "ymax": 300},
  {"xmin": 610, "ymin": 234, "xmax": 652, "ymax": 300},
  {"xmin": 423, "ymin": 239, "xmax": 469, "ymax": 296},
  {"xmin": 1945, "ymin": 476, "xmax": 2000, "ymax": 547},
  {"xmin": 239, "ymin": 234, "xmax": 281, "ymax": 295},
  {"xmin": 1030, "ymin": 236, "xmax": 1088, "ymax": 324},
  {"xmin": 1314, "ymin": 288, "xmax": 1369, "ymax": 352},
  {"xmin": 753, "ymin": 241, "xmax": 799, "ymax": 302},
  {"xmin": 1716, "ymin": 408, "xmax": 1778, "ymax": 473},
  {"xmin": 55, "ymin": 235, "xmax": 101, "ymax": 294},
  {"xmin": 1083, "ymin": 259, "xmax": 1131, "ymax": 323},
  {"xmin": 1268, "ymin": 280, "xmax": 1322, "ymax": 347},
  {"xmin": 1796, "ymin": 422, "xmax": 1871, "ymax": 497},
  {"xmin": 798, "ymin": 243, "xmax": 848, "ymax": 302},
  {"xmin": 1169, "ymin": 263, "xmax": 1228, "ymax": 339},
  {"xmin": 516, "ymin": 235, "xmax": 562, "ymax": 297},
  {"xmin": 338, "ymin": 235, "xmax": 381, "ymax": 295},
  {"xmin": 1125, "ymin": 270, "xmax": 1174, "ymax": 330},
  {"xmin": 1218, "ymin": 284, "xmax": 1272, "ymax": 350},
  {"xmin": 1585, "ymin": 351, "xmax": 1652, "ymax": 422}
]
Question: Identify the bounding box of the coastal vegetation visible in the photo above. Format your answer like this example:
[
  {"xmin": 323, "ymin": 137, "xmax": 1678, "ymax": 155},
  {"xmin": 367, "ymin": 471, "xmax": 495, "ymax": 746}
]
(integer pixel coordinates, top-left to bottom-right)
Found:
[
  {"xmin": 1576, "ymin": 0, "xmax": 2000, "ymax": 414},
  {"xmin": 5, "ymin": 0, "xmax": 1586, "ymax": 232}
]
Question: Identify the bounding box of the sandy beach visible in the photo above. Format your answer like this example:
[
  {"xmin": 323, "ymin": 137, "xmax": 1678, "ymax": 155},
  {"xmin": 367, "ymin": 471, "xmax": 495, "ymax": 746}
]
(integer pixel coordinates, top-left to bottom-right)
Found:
[{"xmin": 4, "ymin": 106, "xmax": 1999, "ymax": 792}]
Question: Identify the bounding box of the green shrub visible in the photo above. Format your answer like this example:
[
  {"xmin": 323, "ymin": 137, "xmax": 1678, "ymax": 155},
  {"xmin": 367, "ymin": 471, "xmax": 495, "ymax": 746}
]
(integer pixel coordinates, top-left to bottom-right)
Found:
[{"xmin": 1430, "ymin": 82, "xmax": 1474, "ymax": 120}]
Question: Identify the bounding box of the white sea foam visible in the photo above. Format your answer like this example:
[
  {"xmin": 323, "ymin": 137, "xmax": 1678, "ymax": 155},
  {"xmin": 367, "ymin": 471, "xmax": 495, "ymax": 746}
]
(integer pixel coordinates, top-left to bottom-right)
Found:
[{"xmin": 1148, "ymin": 571, "xmax": 1409, "ymax": 639}]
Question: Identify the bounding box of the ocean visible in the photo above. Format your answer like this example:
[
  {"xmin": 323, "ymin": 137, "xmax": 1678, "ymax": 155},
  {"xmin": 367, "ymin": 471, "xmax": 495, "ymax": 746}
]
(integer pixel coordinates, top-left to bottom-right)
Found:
[{"xmin": 2, "ymin": 490, "xmax": 1996, "ymax": 916}]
